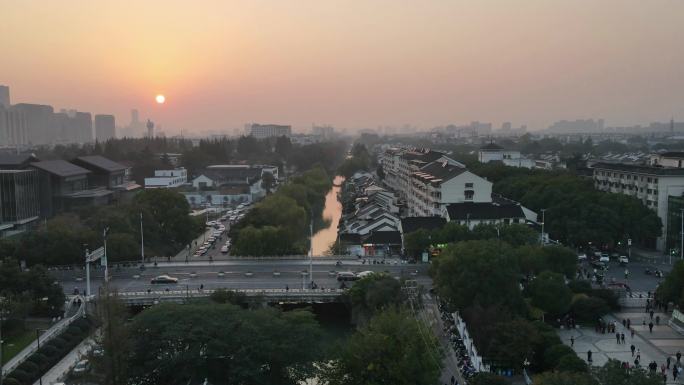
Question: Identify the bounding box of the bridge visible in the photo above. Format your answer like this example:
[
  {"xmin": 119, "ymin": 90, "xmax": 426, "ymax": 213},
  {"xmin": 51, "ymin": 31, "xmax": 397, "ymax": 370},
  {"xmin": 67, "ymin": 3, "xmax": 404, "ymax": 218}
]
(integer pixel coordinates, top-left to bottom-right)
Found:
[{"xmin": 115, "ymin": 287, "xmax": 346, "ymax": 306}]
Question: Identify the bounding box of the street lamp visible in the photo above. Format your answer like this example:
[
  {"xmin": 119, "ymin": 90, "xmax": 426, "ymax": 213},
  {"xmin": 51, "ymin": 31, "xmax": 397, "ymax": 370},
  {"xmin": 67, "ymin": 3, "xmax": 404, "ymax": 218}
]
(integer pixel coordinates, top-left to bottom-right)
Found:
[
  {"xmin": 35, "ymin": 328, "xmax": 47, "ymax": 385},
  {"xmin": 540, "ymin": 209, "xmax": 546, "ymax": 246}
]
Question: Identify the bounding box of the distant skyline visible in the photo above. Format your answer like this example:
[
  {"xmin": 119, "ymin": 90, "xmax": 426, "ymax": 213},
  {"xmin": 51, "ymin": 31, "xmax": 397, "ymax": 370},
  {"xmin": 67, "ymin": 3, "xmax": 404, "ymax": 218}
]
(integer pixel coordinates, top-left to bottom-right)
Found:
[{"xmin": 2, "ymin": 0, "xmax": 683, "ymax": 135}]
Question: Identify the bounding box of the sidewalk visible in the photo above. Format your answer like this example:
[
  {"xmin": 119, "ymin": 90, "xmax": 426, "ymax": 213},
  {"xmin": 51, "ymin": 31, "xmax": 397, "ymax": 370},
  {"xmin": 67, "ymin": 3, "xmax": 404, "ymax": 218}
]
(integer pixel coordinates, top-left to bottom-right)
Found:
[
  {"xmin": 558, "ymin": 307, "xmax": 684, "ymax": 383},
  {"xmin": 34, "ymin": 338, "xmax": 93, "ymax": 385}
]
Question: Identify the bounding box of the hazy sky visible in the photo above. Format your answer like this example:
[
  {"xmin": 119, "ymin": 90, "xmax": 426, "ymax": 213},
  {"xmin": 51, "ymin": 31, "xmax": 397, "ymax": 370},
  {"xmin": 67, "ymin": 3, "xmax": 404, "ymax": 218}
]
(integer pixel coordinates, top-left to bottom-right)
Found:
[{"xmin": 2, "ymin": 0, "xmax": 683, "ymax": 134}]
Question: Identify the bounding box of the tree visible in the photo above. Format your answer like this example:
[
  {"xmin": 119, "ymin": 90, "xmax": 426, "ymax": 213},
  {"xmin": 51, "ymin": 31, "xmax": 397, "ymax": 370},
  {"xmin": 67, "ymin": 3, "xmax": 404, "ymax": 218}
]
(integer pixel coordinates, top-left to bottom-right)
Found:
[
  {"xmin": 96, "ymin": 287, "xmax": 131, "ymax": 385},
  {"xmin": 486, "ymin": 318, "xmax": 542, "ymax": 370},
  {"xmin": 345, "ymin": 274, "xmax": 404, "ymax": 325},
  {"xmin": 533, "ymin": 371, "xmax": 597, "ymax": 385},
  {"xmin": 127, "ymin": 303, "xmax": 323, "ymax": 385},
  {"xmin": 431, "ymin": 240, "xmax": 526, "ymax": 315},
  {"xmin": 656, "ymin": 260, "xmax": 684, "ymax": 307},
  {"xmin": 469, "ymin": 373, "xmax": 508, "ymax": 385},
  {"xmin": 209, "ymin": 289, "xmax": 247, "ymax": 305},
  {"xmin": 403, "ymin": 229, "xmax": 432, "ymax": 258},
  {"xmin": 321, "ymin": 308, "xmax": 441, "ymax": 385},
  {"xmin": 529, "ymin": 271, "xmax": 572, "ymax": 316},
  {"xmin": 261, "ymin": 171, "xmax": 276, "ymax": 193},
  {"xmin": 595, "ymin": 359, "xmax": 663, "ymax": 385},
  {"xmin": 556, "ymin": 354, "xmax": 588, "ymax": 373},
  {"xmin": 571, "ymin": 296, "xmax": 610, "ymax": 323},
  {"xmin": 543, "ymin": 344, "xmax": 577, "ymax": 370}
]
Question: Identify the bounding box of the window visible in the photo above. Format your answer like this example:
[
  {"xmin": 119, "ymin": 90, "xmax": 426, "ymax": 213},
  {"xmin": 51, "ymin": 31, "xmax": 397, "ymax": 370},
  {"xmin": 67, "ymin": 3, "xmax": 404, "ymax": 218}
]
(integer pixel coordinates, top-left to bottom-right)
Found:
[
  {"xmin": 465, "ymin": 182, "xmax": 474, "ymax": 188},
  {"xmin": 464, "ymin": 190, "xmax": 474, "ymax": 200}
]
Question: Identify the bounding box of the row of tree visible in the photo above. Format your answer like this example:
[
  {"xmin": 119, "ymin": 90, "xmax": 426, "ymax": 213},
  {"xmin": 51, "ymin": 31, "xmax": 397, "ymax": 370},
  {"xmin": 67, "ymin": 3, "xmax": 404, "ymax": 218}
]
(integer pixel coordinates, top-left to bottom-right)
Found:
[
  {"xmin": 230, "ymin": 166, "xmax": 333, "ymax": 255},
  {"xmin": 0, "ymin": 189, "xmax": 203, "ymax": 266}
]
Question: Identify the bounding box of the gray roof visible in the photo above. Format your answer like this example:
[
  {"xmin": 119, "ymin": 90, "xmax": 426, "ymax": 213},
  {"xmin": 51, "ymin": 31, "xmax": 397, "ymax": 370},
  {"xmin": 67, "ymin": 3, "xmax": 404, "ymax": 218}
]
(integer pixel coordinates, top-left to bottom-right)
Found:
[
  {"xmin": 412, "ymin": 162, "xmax": 466, "ymax": 185},
  {"xmin": 0, "ymin": 154, "xmax": 39, "ymax": 168},
  {"xmin": 592, "ymin": 162, "xmax": 684, "ymax": 176},
  {"xmin": 74, "ymin": 156, "xmax": 127, "ymax": 172},
  {"xmin": 31, "ymin": 160, "xmax": 90, "ymax": 177}
]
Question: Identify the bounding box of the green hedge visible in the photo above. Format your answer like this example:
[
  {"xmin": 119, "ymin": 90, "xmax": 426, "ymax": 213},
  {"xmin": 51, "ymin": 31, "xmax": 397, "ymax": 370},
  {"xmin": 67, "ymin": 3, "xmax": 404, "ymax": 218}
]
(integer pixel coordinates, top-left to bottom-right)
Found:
[{"xmin": 5, "ymin": 316, "xmax": 93, "ymax": 385}]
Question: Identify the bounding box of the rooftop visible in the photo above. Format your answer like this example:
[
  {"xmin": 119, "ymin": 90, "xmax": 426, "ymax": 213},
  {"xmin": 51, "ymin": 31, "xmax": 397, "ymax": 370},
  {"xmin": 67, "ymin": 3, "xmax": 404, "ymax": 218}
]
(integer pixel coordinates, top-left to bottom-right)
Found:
[
  {"xmin": 592, "ymin": 162, "xmax": 684, "ymax": 176},
  {"xmin": 480, "ymin": 142, "xmax": 504, "ymax": 151},
  {"xmin": 0, "ymin": 153, "xmax": 39, "ymax": 168},
  {"xmin": 74, "ymin": 155, "xmax": 127, "ymax": 172},
  {"xmin": 31, "ymin": 160, "xmax": 90, "ymax": 177},
  {"xmin": 412, "ymin": 161, "xmax": 467, "ymax": 185}
]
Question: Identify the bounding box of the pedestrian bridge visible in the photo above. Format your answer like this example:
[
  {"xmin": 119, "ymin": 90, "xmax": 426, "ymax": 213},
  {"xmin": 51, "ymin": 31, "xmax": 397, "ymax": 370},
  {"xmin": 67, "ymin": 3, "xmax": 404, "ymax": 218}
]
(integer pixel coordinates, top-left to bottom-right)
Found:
[{"xmin": 112, "ymin": 288, "xmax": 346, "ymax": 306}]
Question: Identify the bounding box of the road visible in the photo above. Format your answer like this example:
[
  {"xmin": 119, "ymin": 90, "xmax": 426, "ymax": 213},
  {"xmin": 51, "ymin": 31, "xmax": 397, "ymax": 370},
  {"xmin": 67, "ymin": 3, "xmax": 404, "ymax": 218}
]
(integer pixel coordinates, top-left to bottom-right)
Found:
[
  {"xmin": 582, "ymin": 259, "xmax": 671, "ymax": 293},
  {"xmin": 53, "ymin": 259, "xmax": 431, "ymax": 295}
]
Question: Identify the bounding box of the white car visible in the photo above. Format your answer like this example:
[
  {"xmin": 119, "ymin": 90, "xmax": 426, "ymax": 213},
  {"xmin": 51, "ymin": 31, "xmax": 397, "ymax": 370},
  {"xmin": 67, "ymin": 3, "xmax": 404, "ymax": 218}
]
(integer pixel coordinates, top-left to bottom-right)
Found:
[
  {"xmin": 619, "ymin": 256, "xmax": 629, "ymax": 264},
  {"xmin": 357, "ymin": 271, "xmax": 375, "ymax": 278},
  {"xmin": 599, "ymin": 255, "xmax": 610, "ymax": 263},
  {"xmin": 578, "ymin": 253, "xmax": 587, "ymax": 261},
  {"xmin": 220, "ymin": 245, "xmax": 229, "ymax": 253}
]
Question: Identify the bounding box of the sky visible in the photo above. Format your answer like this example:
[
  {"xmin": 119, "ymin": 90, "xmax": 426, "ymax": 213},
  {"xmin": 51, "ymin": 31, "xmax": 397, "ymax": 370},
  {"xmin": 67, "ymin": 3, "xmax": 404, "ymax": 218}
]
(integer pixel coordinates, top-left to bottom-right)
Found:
[{"xmin": 1, "ymin": 0, "xmax": 683, "ymax": 134}]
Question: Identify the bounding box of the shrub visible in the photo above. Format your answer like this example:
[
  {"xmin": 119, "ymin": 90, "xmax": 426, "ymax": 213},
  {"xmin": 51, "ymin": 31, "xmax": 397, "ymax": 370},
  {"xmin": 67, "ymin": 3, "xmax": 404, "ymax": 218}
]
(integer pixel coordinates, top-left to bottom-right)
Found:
[
  {"xmin": 544, "ymin": 344, "xmax": 576, "ymax": 370},
  {"xmin": 3, "ymin": 378, "xmax": 22, "ymax": 385},
  {"xmin": 572, "ymin": 297, "xmax": 610, "ymax": 323},
  {"xmin": 73, "ymin": 317, "xmax": 91, "ymax": 330},
  {"xmin": 50, "ymin": 337, "xmax": 68, "ymax": 350},
  {"xmin": 27, "ymin": 352, "xmax": 48, "ymax": 369},
  {"xmin": 470, "ymin": 372, "xmax": 508, "ymax": 385},
  {"xmin": 39, "ymin": 345, "xmax": 59, "ymax": 358},
  {"xmin": 9, "ymin": 369, "xmax": 29, "ymax": 385},
  {"xmin": 556, "ymin": 353, "xmax": 588, "ymax": 373},
  {"xmin": 67, "ymin": 325, "xmax": 83, "ymax": 335},
  {"xmin": 17, "ymin": 360, "xmax": 39, "ymax": 377}
]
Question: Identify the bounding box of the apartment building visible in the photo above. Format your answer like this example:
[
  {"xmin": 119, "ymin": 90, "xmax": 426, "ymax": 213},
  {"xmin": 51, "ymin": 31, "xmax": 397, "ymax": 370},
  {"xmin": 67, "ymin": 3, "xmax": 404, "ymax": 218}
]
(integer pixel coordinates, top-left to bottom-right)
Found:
[
  {"xmin": 592, "ymin": 162, "xmax": 684, "ymax": 250},
  {"xmin": 144, "ymin": 168, "xmax": 188, "ymax": 189},
  {"xmin": 409, "ymin": 161, "xmax": 492, "ymax": 216},
  {"xmin": 382, "ymin": 147, "xmax": 464, "ymax": 200}
]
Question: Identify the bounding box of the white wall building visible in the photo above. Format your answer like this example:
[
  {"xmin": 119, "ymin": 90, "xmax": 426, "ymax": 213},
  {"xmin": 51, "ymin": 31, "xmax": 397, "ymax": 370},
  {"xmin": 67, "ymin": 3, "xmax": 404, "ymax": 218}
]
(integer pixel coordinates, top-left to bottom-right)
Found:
[
  {"xmin": 592, "ymin": 162, "xmax": 684, "ymax": 251},
  {"xmin": 478, "ymin": 143, "xmax": 534, "ymax": 169},
  {"xmin": 245, "ymin": 123, "xmax": 291, "ymax": 139},
  {"xmin": 409, "ymin": 162, "xmax": 493, "ymax": 216},
  {"xmin": 144, "ymin": 168, "xmax": 188, "ymax": 189},
  {"xmin": 382, "ymin": 148, "xmax": 464, "ymax": 200}
]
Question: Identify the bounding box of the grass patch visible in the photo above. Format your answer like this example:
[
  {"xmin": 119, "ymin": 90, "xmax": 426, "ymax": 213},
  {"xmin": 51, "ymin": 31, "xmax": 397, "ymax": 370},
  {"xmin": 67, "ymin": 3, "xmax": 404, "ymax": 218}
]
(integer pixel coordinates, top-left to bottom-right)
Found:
[{"xmin": 1, "ymin": 320, "xmax": 52, "ymax": 363}]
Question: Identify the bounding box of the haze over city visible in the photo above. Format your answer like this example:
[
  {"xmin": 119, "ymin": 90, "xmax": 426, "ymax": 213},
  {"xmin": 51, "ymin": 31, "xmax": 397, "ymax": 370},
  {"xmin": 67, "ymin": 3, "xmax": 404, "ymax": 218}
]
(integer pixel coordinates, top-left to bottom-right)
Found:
[{"xmin": 2, "ymin": 0, "xmax": 683, "ymax": 134}]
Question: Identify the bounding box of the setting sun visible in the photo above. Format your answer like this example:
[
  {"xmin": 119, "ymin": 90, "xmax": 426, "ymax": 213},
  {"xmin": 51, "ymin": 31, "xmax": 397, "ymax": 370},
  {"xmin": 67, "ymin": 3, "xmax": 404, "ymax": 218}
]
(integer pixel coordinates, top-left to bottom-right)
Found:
[{"xmin": 155, "ymin": 94, "xmax": 165, "ymax": 104}]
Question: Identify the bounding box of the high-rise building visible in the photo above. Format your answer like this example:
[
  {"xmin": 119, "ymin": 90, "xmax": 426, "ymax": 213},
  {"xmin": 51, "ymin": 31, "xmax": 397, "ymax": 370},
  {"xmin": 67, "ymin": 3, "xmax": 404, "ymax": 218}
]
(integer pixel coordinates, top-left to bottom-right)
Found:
[
  {"xmin": 0, "ymin": 105, "xmax": 28, "ymax": 146},
  {"xmin": 0, "ymin": 85, "xmax": 10, "ymax": 108},
  {"xmin": 146, "ymin": 119, "xmax": 154, "ymax": 138},
  {"xmin": 0, "ymin": 168, "xmax": 41, "ymax": 237},
  {"xmin": 246, "ymin": 123, "xmax": 292, "ymax": 139},
  {"xmin": 13, "ymin": 103, "xmax": 55, "ymax": 145},
  {"xmin": 95, "ymin": 114, "xmax": 116, "ymax": 141}
]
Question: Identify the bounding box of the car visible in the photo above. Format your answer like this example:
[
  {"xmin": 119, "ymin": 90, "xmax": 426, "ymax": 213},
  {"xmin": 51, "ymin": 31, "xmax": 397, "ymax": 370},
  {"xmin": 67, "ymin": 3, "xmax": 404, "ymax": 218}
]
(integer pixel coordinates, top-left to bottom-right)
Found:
[
  {"xmin": 72, "ymin": 359, "xmax": 90, "ymax": 375},
  {"xmin": 337, "ymin": 272, "xmax": 359, "ymax": 281},
  {"xmin": 217, "ymin": 271, "xmax": 225, "ymax": 277},
  {"xmin": 357, "ymin": 271, "xmax": 375, "ymax": 278},
  {"xmin": 619, "ymin": 256, "xmax": 629, "ymax": 265},
  {"xmin": 599, "ymin": 255, "xmax": 610, "ymax": 263},
  {"xmin": 578, "ymin": 253, "xmax": 587, "ymax": 261},
  {"xmin": 150, "ymin": 275, "xmax": 178, "ymax": 284},
  {"xmin": 220, "ymin": 245, "xmax": 229, "ymax": 253},
  {"xmin": 244, "ymin": 271, "xmax": 254, "ymax": 277},
  {"xmin": 207, "ymin": 237, "xmax": 216, "ymax": 243},
  {"xmin": 91, "ymin": 346, "xmax": 104, "ymax": 357}
]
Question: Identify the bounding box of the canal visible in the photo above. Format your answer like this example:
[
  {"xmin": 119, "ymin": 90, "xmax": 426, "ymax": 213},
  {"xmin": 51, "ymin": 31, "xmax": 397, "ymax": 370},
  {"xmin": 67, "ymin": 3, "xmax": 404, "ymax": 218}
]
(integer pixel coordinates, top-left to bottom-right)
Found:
[{"xmin": 311, "ymin": 175, "xmax": 345, "ymax": 256}]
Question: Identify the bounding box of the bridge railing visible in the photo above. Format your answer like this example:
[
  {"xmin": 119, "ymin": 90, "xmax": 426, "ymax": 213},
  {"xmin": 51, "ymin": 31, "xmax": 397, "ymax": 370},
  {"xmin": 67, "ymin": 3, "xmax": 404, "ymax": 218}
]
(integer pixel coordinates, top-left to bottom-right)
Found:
[{"xmin": 117, "ymin": 287, "xmax": 346, "ymax": 298}]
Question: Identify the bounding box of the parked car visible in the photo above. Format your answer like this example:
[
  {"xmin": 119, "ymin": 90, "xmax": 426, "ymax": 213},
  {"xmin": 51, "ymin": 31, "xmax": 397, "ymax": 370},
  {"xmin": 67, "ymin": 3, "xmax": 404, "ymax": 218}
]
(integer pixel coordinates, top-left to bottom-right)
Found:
[
  {"xmin": 72, "ymin": 359, "xmax": 90, "ymax": 375},
  {"xmin": 599, "ymin": 255, "xmax": 610, "ymax": 263},
  {"xmin": 150, "ymin": 275, "xmax": 178, "ymax": 284},
  {"xmin": 578, "ymin": 253, "xmax": 587, "ymax": 261},
  {"xmin": 220, "ymin": 245, "xmax": 229, "ymax": 253}
]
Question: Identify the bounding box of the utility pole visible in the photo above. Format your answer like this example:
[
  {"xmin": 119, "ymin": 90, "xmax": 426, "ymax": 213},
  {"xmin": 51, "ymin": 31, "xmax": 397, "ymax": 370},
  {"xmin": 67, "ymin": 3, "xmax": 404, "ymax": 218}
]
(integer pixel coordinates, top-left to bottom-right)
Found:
[
  {"xmin": 679, "ymin": 209, "xmax": 684, "ymax": 259},
  {"xmin": 140, "ymin": 212, "xmax": 145, "ymax": 266},
  {"xmin": 85, "ymin": 246, "xmax": 91, "ymax": 298},
  {"xmin": 103, "ymin": 227, "xmax": 110, "ymax": 282},
  {"xmin": 1, "ymin": 309, "xmax": 4, "ymax": 385},
  {"xmin": 540, "ymin": 209, "xmax": 546, "ymax": 246},
  {"xmin": 309, "ymin": 210, "xmax": 314, "ymax": 289}
]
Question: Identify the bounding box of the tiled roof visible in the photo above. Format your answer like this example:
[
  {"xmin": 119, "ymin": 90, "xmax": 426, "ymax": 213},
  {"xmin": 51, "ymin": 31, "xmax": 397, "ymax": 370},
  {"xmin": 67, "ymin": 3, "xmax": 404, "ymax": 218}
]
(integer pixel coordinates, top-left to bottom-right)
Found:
[
  {"xmin": 0, "ymin": 154, "xmax": 39, "ymax": 168},
  {"xmin": 412, "ymin": 162, "xmax": 466, "ymax": 185},
  {"xmin": 400, "ymin": 217, "xmax": 446, "ymax": 234}
]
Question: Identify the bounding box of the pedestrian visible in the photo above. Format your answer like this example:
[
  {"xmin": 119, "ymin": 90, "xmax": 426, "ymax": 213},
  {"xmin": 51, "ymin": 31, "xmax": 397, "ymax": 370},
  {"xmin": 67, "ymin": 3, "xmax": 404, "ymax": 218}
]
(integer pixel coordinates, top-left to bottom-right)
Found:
[
  {"xmin": 623, "ymin": 319, "xmax": 627, "ymax": 328},
  {"xmin": 621, "ymin": 333, "xmax": 625, "ymax": 344},
  {"xmin": 451, "ymin": 375, "xmax": 455, "ymax": 385},
  {"xmin": 667, "ymin": 356, "xmax": 671, "ymax": 369},
  {"xmin": 662, "ymin": 363, "xmax": 667, "ymax": 375},
  {"xmin": 286, "ymin": 285, "xmax": 289, "ymax": 292},
  {"xmin": 628, "ymin": 319, "xmax": 632, "ymax": 329},
  {"xmin": 649, "ymin": 322, "xmax": 654, "ymax": 333},
  {"xmin": 570, "ymin": 336, "xmax": 575, "ymax": 347},
  {"xmin": 616, "ymin": 332, "xmax": 621, "ymax": 344},
  {"xmin": 588, "ymin": 350, "xmax": 593, "ymax": 363},
  {"xmin": 673, "ymin": 366, "xmax": 679, "ymax": 381},
  {"xmin": 631, "ymin": 345, "xmax": 636, "ymax": 356},
  {"xmin": 677, "ymin": 350, "xmax": 682, "ymax": 363},
  {"xmin": 656, "ymin": 315, "xmax": 661, "ymax": 325},
  {"xmin": 651, "ymin": 310, "xmax": 655, "ymax": 320},
  {"xmin": 635, "ymin": 358, "xmax": 640, "ymax": 367},
  {"xmin": 637, "ymin": 349, "xmax": 641, "ymax": 361},
  {"xmin": 631, "ymin": 328, "xmax": 635, "ymax": 339}
]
